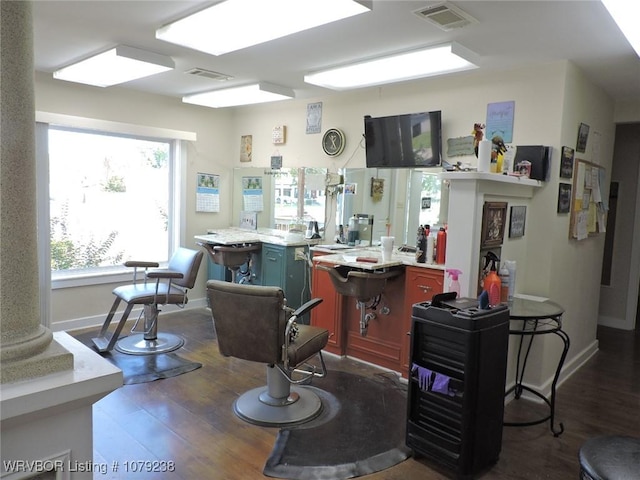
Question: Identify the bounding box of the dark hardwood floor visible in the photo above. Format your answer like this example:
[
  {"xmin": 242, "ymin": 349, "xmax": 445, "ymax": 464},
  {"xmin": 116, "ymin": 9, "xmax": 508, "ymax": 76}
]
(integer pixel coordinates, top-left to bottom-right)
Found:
[{"xmin": 77, "ymin": 308, "xmax": 640, "ymax": 479}]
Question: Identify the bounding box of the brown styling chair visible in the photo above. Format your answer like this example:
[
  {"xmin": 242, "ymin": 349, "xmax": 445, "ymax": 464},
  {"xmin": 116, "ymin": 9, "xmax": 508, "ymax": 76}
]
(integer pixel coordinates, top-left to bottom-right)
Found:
[
  {"xmin": 92, "ymin": 247, "xmax": 203, "ymax": 355},
  {"xmin": 206, "ymin": 279, "xmax": 329, "ymax": 427}
]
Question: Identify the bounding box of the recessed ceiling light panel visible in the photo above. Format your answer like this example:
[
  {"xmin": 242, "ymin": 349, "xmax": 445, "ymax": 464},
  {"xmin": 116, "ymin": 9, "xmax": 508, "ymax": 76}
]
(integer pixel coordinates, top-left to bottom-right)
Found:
[
  {"xmin": 157, "ymin": 0, "xmax": 371, "ymax": 56},
  {"xmin": 53, "ymin": 45, "xmax": 174, "ymax": 87},
  {"xmin": 182, "ymin": 82, "xmax": 295, "ymax": 108},
  {"xmin": 304, "ymin": 42, "xmax": 479, "ymax": 90}
]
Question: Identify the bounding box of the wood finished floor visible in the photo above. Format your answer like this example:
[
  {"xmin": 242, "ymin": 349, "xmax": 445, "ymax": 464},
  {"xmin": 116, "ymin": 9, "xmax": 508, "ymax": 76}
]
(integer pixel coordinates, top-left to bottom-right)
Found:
[{"xmin": 79, "ymin": 308, "xmax": 640, "ymax": 479}]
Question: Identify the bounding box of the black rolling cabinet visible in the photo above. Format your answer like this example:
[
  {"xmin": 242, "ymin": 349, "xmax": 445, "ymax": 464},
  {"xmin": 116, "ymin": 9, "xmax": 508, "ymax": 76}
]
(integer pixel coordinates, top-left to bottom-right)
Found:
[{"xmin": 406, "ymin": 299, "xmax": 510, "ymax": 479}]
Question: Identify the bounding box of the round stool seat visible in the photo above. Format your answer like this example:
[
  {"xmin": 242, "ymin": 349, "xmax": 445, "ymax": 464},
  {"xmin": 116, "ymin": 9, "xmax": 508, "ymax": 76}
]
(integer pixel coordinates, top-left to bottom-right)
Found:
[{"xmin": 579, "ymin": 435, "xmax": 640, "ymax": 480}]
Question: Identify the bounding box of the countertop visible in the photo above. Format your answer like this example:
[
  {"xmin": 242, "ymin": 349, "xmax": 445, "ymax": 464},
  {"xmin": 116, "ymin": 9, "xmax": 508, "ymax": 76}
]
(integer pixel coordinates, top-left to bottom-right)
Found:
[
  {"xmin": 312, "ymin": 246, "xmax": 446, "ymax": 271},
  {"xmin": 194, "ymin": 229, "xmax": 446, "ymax": 272},
  {"xmin": 195, "ymin": 227, "xmax": 322, "ymax": 247}
]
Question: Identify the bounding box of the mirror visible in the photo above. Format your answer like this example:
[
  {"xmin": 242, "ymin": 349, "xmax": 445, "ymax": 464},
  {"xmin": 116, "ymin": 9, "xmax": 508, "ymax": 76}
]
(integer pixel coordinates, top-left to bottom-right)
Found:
[
  {"xmin": 232, "ymin": 167, "xmax": 327, "ymax": 232},
  {"xmin": 230, "ymin": 167, "xmax": 447, "ymax": 245},
  {"xmin": 336, "ymin": 168, "xmax": 448, "ymax": 246}
]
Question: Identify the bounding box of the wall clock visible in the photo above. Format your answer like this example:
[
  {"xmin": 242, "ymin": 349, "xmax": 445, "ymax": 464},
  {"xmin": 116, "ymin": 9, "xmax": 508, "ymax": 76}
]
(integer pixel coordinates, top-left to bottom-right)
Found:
[{"xmin": 322, "ymin": 128, "xmax": 346, "ymax": 157}]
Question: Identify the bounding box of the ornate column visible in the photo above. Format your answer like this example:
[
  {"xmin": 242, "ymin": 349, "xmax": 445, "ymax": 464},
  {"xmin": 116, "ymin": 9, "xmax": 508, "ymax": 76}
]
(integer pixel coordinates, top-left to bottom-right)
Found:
[{"xmin": 0, "ymin": 0, "xmax": 73, "ymax": 383}]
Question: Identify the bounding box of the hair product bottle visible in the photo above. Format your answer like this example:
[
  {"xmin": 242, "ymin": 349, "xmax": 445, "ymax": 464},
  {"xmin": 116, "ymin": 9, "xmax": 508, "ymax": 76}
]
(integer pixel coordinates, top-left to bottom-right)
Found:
[{"xmin": 436, "ymin": 227, "xmax": 447, "ymax": 264}]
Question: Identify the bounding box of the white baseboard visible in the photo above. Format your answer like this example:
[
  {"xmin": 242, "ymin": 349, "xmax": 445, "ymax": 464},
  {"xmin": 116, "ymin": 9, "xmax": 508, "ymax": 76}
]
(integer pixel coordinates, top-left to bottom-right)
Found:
[{"xmin": 52, "ymin": 297, "xmax": 208, "ymax": 333}]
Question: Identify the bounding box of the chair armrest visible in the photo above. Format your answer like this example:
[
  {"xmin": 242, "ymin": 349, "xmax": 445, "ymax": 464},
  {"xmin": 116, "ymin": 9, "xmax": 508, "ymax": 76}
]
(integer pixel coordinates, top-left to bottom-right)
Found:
[
  {"xmin": 290, "ymin": 298, "xmax": 323, "ymax": 320},
  {"xmin": 124, "ymin": 260, "xmax": 161, "ymax": 284},
  {"xmin": 146, "ymin": 269, "xmax": 184, "ymax": 280},
  {"xmin": 124, "ymin": 261, "xmax": 160, "ymax": 268}
]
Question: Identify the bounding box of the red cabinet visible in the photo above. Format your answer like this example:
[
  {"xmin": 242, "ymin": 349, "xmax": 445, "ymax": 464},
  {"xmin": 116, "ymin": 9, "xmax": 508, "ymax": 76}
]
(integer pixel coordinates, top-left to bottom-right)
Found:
[
  {"xmin": 310, "ymin": 256, "xmax": 444, "ymax": 376},
  {"xmin": 310, "ymin": 258, "xmax": 344, "ymax": 355}
]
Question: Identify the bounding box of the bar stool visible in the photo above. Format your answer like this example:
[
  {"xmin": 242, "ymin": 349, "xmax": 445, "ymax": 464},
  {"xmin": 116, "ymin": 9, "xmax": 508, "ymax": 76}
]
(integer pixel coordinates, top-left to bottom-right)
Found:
[{"xmin": 579, "ymin": 435, "xmax": 640, "ymax": 479}]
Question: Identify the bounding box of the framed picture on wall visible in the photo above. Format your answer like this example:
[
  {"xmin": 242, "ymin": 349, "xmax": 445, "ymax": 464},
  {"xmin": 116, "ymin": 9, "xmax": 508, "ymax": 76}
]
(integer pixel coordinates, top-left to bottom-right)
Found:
[
  {"xmin": 509, "ymin": 206, "xmax": 526, "ymax": 238},
  {"xmin": 576, "ymin": 122, "xmax": 590, "ymax": 153},
  {"xmin": 560, "ymin": 146, "xmax": 575, "ymax": 178},
  {"xmin": 481, "ymin": 202, "xmax": 508, "ymax": 247},
  {"xmin": 558, "ymin": 183, "xmax": 572, "ymax": 214}
]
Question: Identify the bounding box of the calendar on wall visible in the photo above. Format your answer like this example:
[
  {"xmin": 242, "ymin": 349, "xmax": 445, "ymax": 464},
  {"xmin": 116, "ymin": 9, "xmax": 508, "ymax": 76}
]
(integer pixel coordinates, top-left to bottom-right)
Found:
[{"xmin": 196, "ymin": 172, "xmax": 220, "ymax": 212}]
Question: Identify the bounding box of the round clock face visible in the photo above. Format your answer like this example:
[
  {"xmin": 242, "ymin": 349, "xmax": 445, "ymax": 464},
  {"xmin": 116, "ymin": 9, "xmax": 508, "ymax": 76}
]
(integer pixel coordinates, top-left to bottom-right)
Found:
[{"xmin": 322, "ymin": 128, "xmax": 346, "ymax": 157}]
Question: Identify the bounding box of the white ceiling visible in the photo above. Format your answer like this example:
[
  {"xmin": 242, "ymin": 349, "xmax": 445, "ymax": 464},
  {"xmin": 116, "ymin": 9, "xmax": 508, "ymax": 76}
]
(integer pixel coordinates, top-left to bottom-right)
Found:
[{"xmin": 32, "ymin": 1, "xmax": 640, "ymax": 103}]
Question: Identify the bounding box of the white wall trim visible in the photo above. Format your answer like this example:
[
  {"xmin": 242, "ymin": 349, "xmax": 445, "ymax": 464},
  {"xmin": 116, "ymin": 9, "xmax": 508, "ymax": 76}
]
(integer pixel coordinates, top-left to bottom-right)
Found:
[
  {"xmin": 598, "ymin": 314, "xmax": 635, "ymax": 330},
  {"xmin": 52, "ymin": 297, "xmax": 208, "ymax": 333},
  {"xmin": 35, "ymin": 111, "xmax": 197, "ymax": 141}
]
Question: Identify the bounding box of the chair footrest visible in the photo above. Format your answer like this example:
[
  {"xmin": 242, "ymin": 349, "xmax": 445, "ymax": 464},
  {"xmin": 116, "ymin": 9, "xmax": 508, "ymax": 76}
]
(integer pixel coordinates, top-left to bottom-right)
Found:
[{"xmin": 91, "ymin": 336, "xmax": 112, "ymax": 353}]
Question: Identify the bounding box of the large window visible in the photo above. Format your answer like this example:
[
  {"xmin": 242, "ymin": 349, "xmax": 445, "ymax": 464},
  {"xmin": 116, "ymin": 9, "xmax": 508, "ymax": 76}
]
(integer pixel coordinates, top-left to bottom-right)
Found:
[{"xmin": 47, "ymin": 126, "xmax": 177, "ymax": 280}]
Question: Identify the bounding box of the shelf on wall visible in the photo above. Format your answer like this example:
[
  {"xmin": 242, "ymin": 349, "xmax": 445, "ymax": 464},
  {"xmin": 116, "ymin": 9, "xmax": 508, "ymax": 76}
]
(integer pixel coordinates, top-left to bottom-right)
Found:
[{"xmin": 440, "ymin": 171, "xmax": 542, "ymax": 198}]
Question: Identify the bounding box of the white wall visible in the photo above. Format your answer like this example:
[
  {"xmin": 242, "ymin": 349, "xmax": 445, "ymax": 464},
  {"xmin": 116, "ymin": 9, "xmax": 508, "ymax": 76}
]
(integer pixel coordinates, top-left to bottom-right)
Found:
[{"xmin": 37, "ymin": 62, "xmax": 617, "ymax": 390}]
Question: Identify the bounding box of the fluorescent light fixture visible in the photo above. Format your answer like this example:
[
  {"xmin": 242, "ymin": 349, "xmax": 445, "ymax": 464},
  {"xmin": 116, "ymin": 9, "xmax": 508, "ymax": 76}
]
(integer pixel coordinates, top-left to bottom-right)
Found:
[
  {"xmin": 304, "ymin": 42, "xmax": 479, "ymax": 90},
  {"xmin": 601, "ymin": 0, "xmax": 640, "ymax": 57},
  {"xmin": 182, "ymin": 82, "xmax": 295, "ymax": 108},
  {"xmin": 53, "ymin": 45, "xmax": 174, "ymax": 87},
  {"xmin": 156, "ymin": 0, "xmax": 371, "ymax": 56}
]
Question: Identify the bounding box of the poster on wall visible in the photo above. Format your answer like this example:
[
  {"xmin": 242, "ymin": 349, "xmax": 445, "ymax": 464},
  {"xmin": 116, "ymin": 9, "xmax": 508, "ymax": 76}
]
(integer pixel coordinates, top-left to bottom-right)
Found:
[
  {"xmin": 196, "ymin": 172, "xmax": 220, "ymax": 213},
  {"xmin": 306, "ymin": 102, "xmax": 323, "ymax": 134},
  {"xmin": 240, "ymin": 135, "xmax": 252, "ymax": 162},
  {"xmin": 485, "ymin": 101, "xmax": 515, "ymax": 143}
]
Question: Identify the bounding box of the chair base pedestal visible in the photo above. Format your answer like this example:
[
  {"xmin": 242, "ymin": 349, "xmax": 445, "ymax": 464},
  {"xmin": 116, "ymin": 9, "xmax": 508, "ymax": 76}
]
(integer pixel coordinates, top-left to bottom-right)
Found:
[
  {"xmin": 115, "ymin": 333, "xmax": 184, "ymax": 355},
  {"xmin": 234, "ymin": 386, "xmax": 323, "ymax": 427}
]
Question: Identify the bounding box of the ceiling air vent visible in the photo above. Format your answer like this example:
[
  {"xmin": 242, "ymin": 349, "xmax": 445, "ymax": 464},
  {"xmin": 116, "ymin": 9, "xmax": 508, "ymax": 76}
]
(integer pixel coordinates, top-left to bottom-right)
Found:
[
  {"xmin": 185, "ymin": 68, "xmax": 233, "ymax": 81},
  {"xmin": 413, "ymin": 2, "xmax": 478, "ymax": 31}
]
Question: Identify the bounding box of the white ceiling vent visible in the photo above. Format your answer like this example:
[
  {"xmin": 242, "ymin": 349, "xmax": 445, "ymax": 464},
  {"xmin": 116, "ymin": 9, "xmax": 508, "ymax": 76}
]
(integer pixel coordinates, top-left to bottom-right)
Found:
[
  {"xmin": 185, "ymin": 68, "xmax": 233, "ymax": 81},
  {"xmin": 413, "ymin": 2, "xmax": 478, "ymax": 31}
]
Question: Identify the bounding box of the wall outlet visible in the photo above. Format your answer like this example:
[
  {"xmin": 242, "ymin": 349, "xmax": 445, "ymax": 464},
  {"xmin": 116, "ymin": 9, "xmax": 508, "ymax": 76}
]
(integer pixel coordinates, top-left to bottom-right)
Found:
[{"xmin": 294, "ymin": 247, "xmax": 305, "ymax": 261}]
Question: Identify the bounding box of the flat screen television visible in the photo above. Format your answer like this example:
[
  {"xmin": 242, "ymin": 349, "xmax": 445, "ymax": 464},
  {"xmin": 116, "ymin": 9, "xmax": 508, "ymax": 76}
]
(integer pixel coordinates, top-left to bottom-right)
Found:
[{"xmin": 364, "ymin": 110, "xmax": 442, "ymax": 168}]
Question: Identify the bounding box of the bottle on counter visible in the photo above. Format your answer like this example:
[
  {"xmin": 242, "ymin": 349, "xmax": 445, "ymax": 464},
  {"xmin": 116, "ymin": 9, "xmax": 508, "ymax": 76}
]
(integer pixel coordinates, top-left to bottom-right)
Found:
[
  {"xmin": 347, "ymin": 215, "xmax": 359, "ymax": 246},
  {"xmin": 499, "ymin": 262, "xmax": 510, "ymax": 303},
  {"xmin": 416, "ymin": 226, "xmax": 426, "ymax": 263},
  {"xmin": 483, "ymin": 251, "xmax": 502, "ymax": 306},
  {"xmin": 505, "ymin": 260, "xmax": 517, "ymax": 302},
  {"xmin": 436, "ymin": 227, "xmax": 447, "ymax": 264},
  {"xmin": 446, "ymin": 269, "xmax": 462, "ymax": 297},
  {"xmin": 426, "ymin": 235, "xmax": 435, "ymax": 264}
]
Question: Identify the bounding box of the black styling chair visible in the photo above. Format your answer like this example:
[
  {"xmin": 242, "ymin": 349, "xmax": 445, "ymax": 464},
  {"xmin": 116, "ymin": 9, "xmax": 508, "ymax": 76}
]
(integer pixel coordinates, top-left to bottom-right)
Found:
[
  {"xmin": 92, "ymin": 247, "xmax": 203, "ymax": 355},
  {"xmin": 206, "ymin": 279, "xmax": 329, "ymax": 427}
]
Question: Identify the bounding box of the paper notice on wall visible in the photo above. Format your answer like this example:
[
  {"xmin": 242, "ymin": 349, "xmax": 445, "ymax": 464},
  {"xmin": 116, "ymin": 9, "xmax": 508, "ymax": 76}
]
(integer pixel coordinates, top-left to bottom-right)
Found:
[{"xmin": 576, "ymin": 211, "xmax": 588, "ymax": 240}]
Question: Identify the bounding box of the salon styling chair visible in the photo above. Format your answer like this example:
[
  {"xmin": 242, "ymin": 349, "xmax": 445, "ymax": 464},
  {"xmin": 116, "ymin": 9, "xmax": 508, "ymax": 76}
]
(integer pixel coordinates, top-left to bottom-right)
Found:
[
  {"xmin": 206, "ymin": 279, "xmax": 329, "ymax": 427},
  {"xmin": 92, "ymin": 247, "xmax": 203, "ymax": 355}
]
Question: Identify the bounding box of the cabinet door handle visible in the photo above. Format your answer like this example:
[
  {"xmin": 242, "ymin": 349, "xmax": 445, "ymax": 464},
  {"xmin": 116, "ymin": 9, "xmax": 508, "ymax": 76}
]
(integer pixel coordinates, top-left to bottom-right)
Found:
[{"xmin": 417, "ymin": 284, "xmax": 432, "ymax": 292}]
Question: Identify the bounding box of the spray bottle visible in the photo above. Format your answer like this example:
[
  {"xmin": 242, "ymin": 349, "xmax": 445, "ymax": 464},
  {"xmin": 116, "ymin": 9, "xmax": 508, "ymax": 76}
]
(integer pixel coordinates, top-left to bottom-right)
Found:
[
  {"xmin": 446, "ymin": 269, "xmax": 462, "ymax": 298},
  {"xmin": 483, "ymin": 251, "xmax": 502, "ymax": 306}
]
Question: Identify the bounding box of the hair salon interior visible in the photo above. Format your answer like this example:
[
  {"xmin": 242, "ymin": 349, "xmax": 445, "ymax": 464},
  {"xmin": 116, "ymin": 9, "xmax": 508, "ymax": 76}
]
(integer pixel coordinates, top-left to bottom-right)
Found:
[{"xmin": 2, "ymin": 1, "xmax": 640, "ymax": 479}]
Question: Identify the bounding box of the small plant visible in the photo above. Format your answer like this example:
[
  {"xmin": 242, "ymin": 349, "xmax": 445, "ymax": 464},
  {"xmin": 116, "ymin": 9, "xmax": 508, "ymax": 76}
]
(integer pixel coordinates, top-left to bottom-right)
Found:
[{"xmin": 50, "ymin": 202, "xmax": 124, "ymax": 270}]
